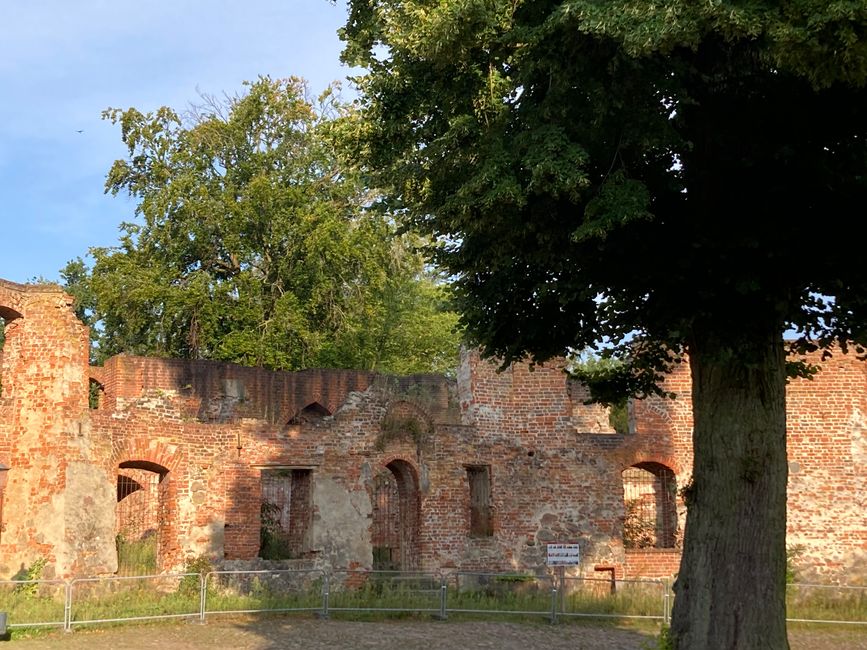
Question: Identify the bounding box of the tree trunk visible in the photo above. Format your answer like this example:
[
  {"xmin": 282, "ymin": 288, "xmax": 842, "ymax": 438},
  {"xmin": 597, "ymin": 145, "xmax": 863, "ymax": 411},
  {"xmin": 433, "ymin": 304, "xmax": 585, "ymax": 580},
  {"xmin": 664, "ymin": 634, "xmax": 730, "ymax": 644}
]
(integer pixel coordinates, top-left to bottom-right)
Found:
[{"xmin": 670, "ymin": 322, "xmax": 789, "ymax": 649}]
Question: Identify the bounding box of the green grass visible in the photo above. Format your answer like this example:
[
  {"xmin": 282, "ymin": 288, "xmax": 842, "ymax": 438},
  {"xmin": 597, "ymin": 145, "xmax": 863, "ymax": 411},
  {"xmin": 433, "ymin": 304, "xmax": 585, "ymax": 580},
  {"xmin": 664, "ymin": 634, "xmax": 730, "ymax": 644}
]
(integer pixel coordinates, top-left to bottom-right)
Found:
[
  {"xmin": 1, "ymin": 572, "xmax": 864, "ymax": 635},
  {"xmin": 787, "ymin": 584, "xmax": 867, "ymax": 623},
  {"xmin": 69, "ymin": 576, "xmax": 199, "ymax": 625},
  {"xmin": 116, "ymin": 534, "xmax": 157, "ymax": 576},
  {"xmin": 559, "ymin": 581, "xmax": 667, "ymax": 619},
  {"xmin": 0, "ymin": 583, "xmax": 66, "ymax": 629},
  {"xmin": 202, "ymin": 570, "xmax": 327, "ymax": 619}
]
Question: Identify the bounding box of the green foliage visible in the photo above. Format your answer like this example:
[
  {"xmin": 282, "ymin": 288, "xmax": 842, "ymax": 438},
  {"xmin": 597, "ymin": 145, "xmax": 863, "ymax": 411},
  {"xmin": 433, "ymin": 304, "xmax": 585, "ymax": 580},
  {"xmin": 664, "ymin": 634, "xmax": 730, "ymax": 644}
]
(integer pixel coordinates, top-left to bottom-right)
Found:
[
  {"xmin": 178, "ymin": 556, "xmax": 213, "ymax": 597},
  {"xmin": 622, "ymin": 500, "xmax": 656, "ymax": 549},
  {"xmin": 341, "ymin": 0, "xmax": 867, "ymax": 390},
  {"xmin": 786, "ymin": 545, "xmax": 806, "ymax": 585},
  {"xmin": 12, "ymin": 558, "xmax": 47, "ymax": 598},
  {"xmin": 641, "ymin": 626, "xmax": 674, "ymax": 650},
  {"xmin": 375, "ymin": 414, "xmax": 430, "ymax": 451},
  {"xmin": 65, "ymin": 76, "xmax": 461, "ymax": 375},
  {"xmin": 259, "ymin": 502, "xmax": 294, "ymax": 560}
]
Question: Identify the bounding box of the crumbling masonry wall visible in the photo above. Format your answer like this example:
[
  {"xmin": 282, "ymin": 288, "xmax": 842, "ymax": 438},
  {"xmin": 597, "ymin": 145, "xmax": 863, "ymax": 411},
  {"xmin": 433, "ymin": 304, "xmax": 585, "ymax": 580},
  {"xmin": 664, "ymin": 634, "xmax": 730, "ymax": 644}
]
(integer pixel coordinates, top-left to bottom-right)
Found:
[{"xmin": 0, "ymin": 279, "xmax": 864, "ymax": 584}]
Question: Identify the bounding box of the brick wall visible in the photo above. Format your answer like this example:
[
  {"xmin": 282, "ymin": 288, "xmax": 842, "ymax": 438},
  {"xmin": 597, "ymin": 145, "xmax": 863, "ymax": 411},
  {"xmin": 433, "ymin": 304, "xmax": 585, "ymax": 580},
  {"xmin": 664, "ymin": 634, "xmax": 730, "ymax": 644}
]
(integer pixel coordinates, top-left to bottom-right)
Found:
[{"xmin": 1, "ymin": 279, "xmax": 864, "ymax": 584}]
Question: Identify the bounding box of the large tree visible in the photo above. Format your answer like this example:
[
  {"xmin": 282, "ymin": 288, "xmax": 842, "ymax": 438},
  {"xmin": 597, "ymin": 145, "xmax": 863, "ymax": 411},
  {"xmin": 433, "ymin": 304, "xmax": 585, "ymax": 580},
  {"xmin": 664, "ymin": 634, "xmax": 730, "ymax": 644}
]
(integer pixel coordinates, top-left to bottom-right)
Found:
[
  {"xmin": 340, "ymin": 2, "xmax": 867, "ymax": 647},
  {"xmin": 66, "ymin": 76, "xmax": 459, "ymax": 374}
]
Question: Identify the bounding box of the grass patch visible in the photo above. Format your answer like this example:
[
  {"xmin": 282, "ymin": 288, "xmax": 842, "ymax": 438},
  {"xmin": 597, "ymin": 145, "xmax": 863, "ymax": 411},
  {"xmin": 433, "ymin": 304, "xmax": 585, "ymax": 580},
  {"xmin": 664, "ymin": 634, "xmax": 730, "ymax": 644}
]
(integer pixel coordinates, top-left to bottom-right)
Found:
[
  {"xmin": 69, "ymin": 576, "xmax": 199, "ymax": 625},
  {"xmin": 787, "ymin": 584, "xmax": 867, "ymax": 623},
  {"xmin": 116, "ymin": 534, "xmax": 157, "ymax": 576}
]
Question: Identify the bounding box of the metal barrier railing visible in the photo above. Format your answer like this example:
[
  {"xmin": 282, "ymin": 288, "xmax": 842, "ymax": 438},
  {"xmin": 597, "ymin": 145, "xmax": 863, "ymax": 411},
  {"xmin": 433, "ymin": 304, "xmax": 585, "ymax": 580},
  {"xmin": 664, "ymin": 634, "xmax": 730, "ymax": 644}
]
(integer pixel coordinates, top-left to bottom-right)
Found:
[
  {"xmin": 326, "ymin": 570, "xmax": 442, "ymax": 616},
  {"xmin": 0, "ymin": 578, "xmax": 68, "ymax": 630},
  {"xmin": 445, "ymin": 572, "xmax": 557, "ymax": 621},
  {"xmin": 202, "ymin": 569, "xmax": 326, "ymax": 620},
  {"xmin": 557, "ymin": 576, "xmax": 668, "ymax": 622},
  {"xmin": 68, "ymin": 573, "xmax": 201, "ymax": 630},
  {"xmin": 787, "ymin": 582, "xmax": 867, "ymax": 626},
  {"xmin": 0, "ymin": 571, "xmax": 864, "ymax": 633}
]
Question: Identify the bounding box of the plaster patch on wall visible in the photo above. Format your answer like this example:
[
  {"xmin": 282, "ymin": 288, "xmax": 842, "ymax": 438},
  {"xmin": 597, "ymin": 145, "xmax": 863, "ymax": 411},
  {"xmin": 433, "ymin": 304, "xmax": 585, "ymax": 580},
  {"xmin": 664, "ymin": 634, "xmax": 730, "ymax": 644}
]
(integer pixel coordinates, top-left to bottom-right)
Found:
[
  {"xmin": 312, "ymin": 475, "xmax": 372, "ymax": 569},
  {"xmin": 63, "ymin": 462, "xmax": 117, "ymax": 576}
]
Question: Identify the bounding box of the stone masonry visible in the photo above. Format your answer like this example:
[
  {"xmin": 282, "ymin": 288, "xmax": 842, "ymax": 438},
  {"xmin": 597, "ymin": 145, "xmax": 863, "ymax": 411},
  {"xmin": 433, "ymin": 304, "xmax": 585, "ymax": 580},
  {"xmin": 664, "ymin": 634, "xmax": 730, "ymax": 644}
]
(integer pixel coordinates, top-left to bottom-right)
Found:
[{"xmin": 0, "ymin": 279, "xmax": 864, "ymax": 583}]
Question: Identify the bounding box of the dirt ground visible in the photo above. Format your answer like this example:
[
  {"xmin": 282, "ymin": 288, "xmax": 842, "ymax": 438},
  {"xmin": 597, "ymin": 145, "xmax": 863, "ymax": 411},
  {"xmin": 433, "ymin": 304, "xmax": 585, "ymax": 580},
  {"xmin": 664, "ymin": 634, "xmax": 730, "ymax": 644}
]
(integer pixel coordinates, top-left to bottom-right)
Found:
[{"xmin": 6, "ymin": 617, "xmax": 867, "ymax": 649}]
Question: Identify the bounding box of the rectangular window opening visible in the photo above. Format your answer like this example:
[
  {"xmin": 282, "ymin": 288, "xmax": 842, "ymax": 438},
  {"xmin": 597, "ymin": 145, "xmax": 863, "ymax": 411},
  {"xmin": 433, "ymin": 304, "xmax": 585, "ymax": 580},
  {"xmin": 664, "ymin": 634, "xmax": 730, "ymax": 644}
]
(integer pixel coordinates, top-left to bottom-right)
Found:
[
  {"xmin": 259, "ymin": 468, "xmax": 313, "ymax": 559},
  {"xmin": 466, "ymin": 465, "xmax": 493, "ymax": 537}
]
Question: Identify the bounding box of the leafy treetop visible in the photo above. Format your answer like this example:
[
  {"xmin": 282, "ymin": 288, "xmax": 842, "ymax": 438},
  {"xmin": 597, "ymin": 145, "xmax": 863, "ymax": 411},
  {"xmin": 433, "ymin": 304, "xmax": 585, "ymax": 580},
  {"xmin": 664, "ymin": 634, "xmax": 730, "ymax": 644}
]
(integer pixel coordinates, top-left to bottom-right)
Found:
[
  {"xmin": 64, "ymin": 76, "xmax": 461, "ymax": 374},
  {"xmin": 341, "ymin": 0, "xmax": 867, "ymax": 399}
]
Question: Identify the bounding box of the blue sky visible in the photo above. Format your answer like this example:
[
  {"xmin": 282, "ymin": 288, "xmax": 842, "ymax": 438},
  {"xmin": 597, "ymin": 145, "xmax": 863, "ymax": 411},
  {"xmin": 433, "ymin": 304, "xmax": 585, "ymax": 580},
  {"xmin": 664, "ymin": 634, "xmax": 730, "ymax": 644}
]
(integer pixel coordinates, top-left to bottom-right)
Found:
[{"xmin": 0, "ymin": 1, "xmax": 356, "ymax": 284}]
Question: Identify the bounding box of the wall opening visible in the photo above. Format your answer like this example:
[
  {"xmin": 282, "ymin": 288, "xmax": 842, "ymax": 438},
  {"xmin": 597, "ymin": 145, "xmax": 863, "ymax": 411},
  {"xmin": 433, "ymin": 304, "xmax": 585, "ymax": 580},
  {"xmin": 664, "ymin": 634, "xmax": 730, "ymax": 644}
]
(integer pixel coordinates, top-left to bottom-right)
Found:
[
  {"xmin": 622, "ymin": 462, "xmax": 677, "ymax": 549},
  {"xmin": 0, "ymin": 308, "xmax": 23, "ymax": 403},
  {"xmin": 116, "ymin": 461, "xmax": 170, "ymax": 574},
  {"xmin": 288, "ymin": 402, "xmax": 331, "ymax": 425},
  {"xmin": 259, "ymin": 468, "xmax": 313, "ymax": 559},
  {"xmin": 89, "ymin": 378, "xmax": 104, "ymax": 409},
  {"xmin": 465, "ymin": 465, "xmax": 493, "ymax": 537},
  {"xmin": 0, "ymin": 317, "xmax": 5, "ymax": 399},
  {"xmin": 371, "ymin": 459, "xmax": 420, "ymax": 570}
]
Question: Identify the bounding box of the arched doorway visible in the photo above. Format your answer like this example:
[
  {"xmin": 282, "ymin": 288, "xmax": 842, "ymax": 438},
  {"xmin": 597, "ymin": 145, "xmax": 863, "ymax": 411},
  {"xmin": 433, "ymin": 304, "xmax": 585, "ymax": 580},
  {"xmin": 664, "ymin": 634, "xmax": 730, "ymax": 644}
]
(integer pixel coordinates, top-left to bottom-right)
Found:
[
  {"xmin": 621, "ymin": 462, "xmax": 678, "ymax": 548},
  {"xmin": 116, "ymin": 460, "xmax": 171, "ymax": 574},
  {"xmin": 371, "ymin": 459, "xmax": 421, "ymax": 571}
]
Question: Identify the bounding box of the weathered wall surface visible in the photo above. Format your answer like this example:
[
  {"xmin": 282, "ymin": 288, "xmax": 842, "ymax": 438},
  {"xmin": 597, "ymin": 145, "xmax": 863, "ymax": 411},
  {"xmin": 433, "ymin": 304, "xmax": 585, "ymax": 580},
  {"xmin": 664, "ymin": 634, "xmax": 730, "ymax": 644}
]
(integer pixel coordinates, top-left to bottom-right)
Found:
[
  {"xmin": 0, "ymin": 280, "xmax": 114, "ymax": 579},
  {"xmin": 1, "ymin": 279, "xmax": 865, "ymax": 585},
  {"xmin": 631, "ymin": 353, "xmax": 867, "ymax": 582}
]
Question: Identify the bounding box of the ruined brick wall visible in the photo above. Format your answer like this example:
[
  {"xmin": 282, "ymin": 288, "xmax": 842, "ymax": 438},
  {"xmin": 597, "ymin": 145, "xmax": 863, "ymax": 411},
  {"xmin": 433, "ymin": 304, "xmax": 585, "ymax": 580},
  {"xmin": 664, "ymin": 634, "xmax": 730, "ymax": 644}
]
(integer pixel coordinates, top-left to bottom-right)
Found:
[
  {"xmin": 0, "ymin": 280, "xmax": 115, "ymax": 579},
  {"xmin": 630, "ymin": 351, "xmax": 867, "ymax": 582},
  {"xmin": 2, "ymin": 277, "xmax": 864, "ymax": 584}
]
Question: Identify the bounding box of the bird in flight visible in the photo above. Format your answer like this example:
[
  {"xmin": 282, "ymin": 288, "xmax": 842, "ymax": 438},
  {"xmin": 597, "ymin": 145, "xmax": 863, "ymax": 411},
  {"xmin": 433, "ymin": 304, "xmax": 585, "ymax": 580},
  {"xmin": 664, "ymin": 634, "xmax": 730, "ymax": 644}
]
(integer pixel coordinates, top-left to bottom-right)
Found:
[{"xmin": 76, "ymin": 130, "xmax": 84, "ymax": 134}]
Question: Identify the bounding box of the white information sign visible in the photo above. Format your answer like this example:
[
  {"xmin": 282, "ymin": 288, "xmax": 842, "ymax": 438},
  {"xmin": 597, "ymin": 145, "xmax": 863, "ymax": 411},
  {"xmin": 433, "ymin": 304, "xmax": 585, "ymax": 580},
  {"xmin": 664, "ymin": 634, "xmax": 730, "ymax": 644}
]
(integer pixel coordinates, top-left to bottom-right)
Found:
[{"xmin": 546, "ymin": 543, "xmax": 580, "ymax": 566}]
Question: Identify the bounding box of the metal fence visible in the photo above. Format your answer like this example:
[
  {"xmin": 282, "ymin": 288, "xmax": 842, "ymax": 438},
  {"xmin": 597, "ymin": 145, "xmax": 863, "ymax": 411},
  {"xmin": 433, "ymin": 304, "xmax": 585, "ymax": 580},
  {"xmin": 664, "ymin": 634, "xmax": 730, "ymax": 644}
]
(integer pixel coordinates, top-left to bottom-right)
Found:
[
  {"xmin": 203, "ymin": 569, "xmax": 325, "ymax": 620},
  {"xmin": 68, "ymin": 573, "xmax": 201, "ymax": 629},
  {"xmin": 0, "ymin": 571, "xmax": 864, "ymax": 633},
  {"xmin": 447, "ymin": 572, "xmax": 556, "ymax": 620},
  {"xmin": 558, "ymin": 576, "xmax": 668, "ymax": 623},
  {"xmin": 787, "ymin": 582, "xmax": 867, "ymax": 626}
]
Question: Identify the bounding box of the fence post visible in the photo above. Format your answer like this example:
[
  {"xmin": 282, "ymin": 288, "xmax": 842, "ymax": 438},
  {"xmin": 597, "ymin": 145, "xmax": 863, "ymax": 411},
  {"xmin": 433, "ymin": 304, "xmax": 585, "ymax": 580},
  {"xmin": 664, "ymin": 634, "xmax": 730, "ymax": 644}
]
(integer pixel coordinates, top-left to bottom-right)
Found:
[
  {"xmin": 63, "ymin": 581, "xmax": 72, "ymax": 633},
  {"xmin": 550, "ymin": 586, "xmax": 558, "ymax": 625},
  {"xmin": 199, "ymin": 572, "xmax": 208, "ymax": 623},
  {"xmin": 438, "ymin": 574, "xmax": 447, "ymax": 620},
  {"xmin": 663, "ymin": 578, "xmax": 671, "ymax": 624},
  {"xmin": 320, "ymin": 574, "xmax": 330, "ymax": 619}
]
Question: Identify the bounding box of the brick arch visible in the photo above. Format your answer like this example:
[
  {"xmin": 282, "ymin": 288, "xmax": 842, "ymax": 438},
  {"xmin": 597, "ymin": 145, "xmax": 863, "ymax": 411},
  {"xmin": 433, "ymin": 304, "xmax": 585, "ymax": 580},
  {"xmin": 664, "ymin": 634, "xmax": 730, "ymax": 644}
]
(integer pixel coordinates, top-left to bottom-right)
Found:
[
  {"xmin": 0, "ymin": 283, "xmax": 26, "ymax": 404},
  {"xmin": 620, "ymin": 460, "xmax": 679, "ymax": 550},
  {"xmin": 379, "ymin": 400, "xmax": 434, "ymax": 450},
  {"xmin": 619, "ymin": 452, "xmax": 681, "ymax": 476},
  {"xmin": 111, "ymin": 439, "xmax": 184, "ymax": 476},
  {"xmin": 385, "ymin": 400, "xmax": 433, "ymax": 426},
  {"xmin": 0, "ymin": 279, "xmax": 27, "ymax": 321},
  {"xmin": 287, "ymin": 401, "xmax": 332, "ymax": 424}
]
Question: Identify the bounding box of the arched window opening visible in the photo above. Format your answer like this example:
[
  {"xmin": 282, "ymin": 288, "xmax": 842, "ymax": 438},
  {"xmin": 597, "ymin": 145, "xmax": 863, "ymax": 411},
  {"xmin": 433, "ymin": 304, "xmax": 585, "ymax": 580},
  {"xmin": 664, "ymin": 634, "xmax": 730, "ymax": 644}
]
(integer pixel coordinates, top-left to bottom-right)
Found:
[
  {"xmin": 622, "ymin": 462, "xmax": 677, "ymax": 549},
  {"xmin": 89, "ymin": 378, "xmax": 104, "ymax": 410},
  {"xmin": 0, "ymin": 317, "xmax": 5, "ymax": 399},
  {"xmin": 371, "ymin": 459, "xmax": 420, "ymax": 570},
  {"xmin": 0, "ymin": 309, "xmax": 23, "ymax": 401},
  {"xmin": 116, "ymin": 461, "xmax": 170, "ymax": 575},
  {"xmin": 288, "ymin": 402, "xmax": 331, "ymax": 425}
]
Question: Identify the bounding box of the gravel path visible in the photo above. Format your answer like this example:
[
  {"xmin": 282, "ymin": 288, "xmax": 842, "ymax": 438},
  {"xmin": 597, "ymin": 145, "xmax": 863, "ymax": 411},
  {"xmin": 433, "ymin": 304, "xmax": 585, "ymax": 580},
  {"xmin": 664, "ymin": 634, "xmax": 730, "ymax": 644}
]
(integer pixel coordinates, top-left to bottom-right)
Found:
[{"xmin": 7, "ymin": 618, "xmax": 867, "ymax": 649}]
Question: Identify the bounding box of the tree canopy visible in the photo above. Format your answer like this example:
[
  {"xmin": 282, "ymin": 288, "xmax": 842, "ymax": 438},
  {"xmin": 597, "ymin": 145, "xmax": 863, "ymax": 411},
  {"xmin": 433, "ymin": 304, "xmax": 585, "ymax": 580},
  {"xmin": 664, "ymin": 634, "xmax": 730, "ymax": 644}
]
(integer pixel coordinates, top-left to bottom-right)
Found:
[
  {"xmin": 341, "ymin": 1, "xmax": 867, "ymax": 647},
  {"xmin": 65, "ymin": 76, "xmax": 460, "ymax": 374}
]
